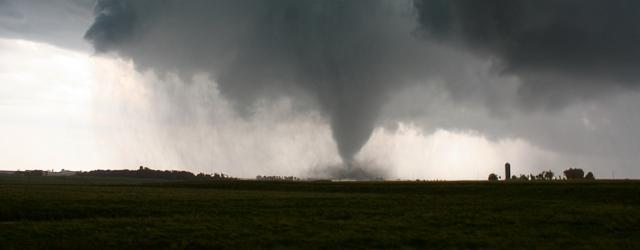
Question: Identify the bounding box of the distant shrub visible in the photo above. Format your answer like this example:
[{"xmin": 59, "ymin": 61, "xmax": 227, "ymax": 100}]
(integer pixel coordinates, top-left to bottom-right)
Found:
[
  {"xmin": 488, "ymin": 173, "xmax": 498, "ymax": 181},
  {"xmin": 585, "ymin": 172, "xmax": 596, "ymax": 180},
  {"xmin": 564, "ymin": 168, "xmax": 585, "ymax": 180},
  {"xmin": 528, "ymin": 171, "xmax": 554, "ymax": 180},
  {"xmin": 519, "ymin": 175, "xmax": 529, "ymax": 181}
]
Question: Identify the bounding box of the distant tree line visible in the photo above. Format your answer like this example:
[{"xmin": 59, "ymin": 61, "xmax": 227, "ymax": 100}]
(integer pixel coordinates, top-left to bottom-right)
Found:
[
  {"xmin": 78, "ymin": 166, "xmax": 235, "ymax": 181},
  {"xmin": 14, "ymin": 170, "xmax": 48, "ymax": 177},
  {"xmin": 256, "ymin": 175, "xmax": 300, "ymax": 181},
  {"xmin": 489, "ymin": 168, "xmax": 596, "ymax": 181}
]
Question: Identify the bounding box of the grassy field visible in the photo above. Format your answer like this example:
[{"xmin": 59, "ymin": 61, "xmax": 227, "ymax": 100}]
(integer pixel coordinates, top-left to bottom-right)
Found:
[{"xmin": 0, "ymin": 176, "xmax": 639, "ymax": 249}]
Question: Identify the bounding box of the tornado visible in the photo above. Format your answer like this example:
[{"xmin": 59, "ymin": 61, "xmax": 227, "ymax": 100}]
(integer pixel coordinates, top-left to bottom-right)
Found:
[{"xmin": 85, "ymin": 0, "xmax": 433, "ymax": 165}]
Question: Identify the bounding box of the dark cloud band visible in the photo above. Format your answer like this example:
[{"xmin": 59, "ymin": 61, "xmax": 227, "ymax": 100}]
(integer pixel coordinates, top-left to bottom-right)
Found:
[{"xmin": 415, "ymin": 0, "xmax": 640, "ymax": 108}]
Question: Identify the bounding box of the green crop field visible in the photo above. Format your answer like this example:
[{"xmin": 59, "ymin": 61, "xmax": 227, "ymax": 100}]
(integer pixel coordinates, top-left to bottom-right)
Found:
[{"xmin": 1, "ymin": 175, "xmax": 639, "ymax": 249}]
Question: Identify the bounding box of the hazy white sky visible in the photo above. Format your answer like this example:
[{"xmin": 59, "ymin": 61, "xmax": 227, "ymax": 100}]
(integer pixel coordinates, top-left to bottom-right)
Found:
[{"xmin": 1, "ymin": 0, "xmax": 639, "ymax": 179}]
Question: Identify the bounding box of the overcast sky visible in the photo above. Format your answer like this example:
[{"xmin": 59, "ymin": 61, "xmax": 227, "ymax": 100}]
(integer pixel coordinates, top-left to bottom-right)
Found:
[{"xmin": 1, "ymin": 0, "xmax": 639, "ymax": 179}]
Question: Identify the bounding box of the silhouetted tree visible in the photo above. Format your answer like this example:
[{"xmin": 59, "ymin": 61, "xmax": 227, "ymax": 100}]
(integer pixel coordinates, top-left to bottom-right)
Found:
[
  {"xmin": 585, "ymin": 172, "xmax": 596, "ymax": 180},
  {"xmin": 519, "ymin": 175, "xmax": 529, "ymax": 181},
  {"xmin": 543, "ymin": 170, "xmax": 554, "ymax": 180},
  {"xmin": 488, "ymin": 173, "xmax": 498, "ymax": 181},
  {"xmin": 564, "ymin": 168, "xmax": 585, "ymax": 180}
]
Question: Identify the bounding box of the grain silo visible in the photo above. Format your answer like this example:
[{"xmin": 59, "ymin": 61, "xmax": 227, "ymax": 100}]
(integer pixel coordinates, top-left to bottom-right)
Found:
[{"xmin": 505, "ymin": 162, "xmax": 511, "ymax": 180}]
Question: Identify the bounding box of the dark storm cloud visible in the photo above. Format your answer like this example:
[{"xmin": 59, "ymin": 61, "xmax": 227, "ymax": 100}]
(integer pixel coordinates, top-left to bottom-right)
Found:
[
  {"xmin": 414, "ymin": 0, "xmax": 640, "ymax": 109},
  {"xmin": 85, "ymin": 0, "xmax": 440, "ymax": 163},
  {"xmin": 84, "ymin": 0, "xmax": 640, "ymax": 175},
  {"xmin": 0, "ymin": 0, "xmax": 95, "ymax": 50},
  {"xmin": 85, "ymin": 0, "xmax": 134, "ymax": 52},
  {"xmin": 0, "ymin": 0, "xmax": 23, "ymax": 20}
]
